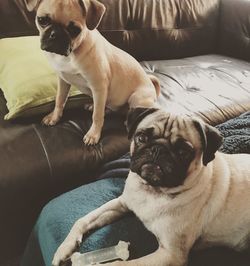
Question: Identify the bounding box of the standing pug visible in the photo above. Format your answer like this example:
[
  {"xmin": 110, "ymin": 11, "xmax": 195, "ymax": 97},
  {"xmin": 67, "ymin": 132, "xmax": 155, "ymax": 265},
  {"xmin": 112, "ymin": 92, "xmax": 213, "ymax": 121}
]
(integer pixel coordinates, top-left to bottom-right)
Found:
[
  {"xmin": 25, "ymin": 0, "xmax": 160, "ymax": 145},
  {"xmin": 52, "ymin": 108, "xmax": 250, "ymax": 266}
]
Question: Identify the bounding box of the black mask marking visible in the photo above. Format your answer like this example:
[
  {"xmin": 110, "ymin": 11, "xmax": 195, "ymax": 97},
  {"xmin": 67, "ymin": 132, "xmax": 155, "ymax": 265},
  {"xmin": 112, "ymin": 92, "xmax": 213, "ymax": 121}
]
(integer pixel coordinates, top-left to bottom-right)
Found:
[
  {"xmin": 131, "ymin": 138, "xmax": 195, "ymax": 188},
  {"xmin": 41, "ymin": 23, "xmax": 72, "ymax": 56}
]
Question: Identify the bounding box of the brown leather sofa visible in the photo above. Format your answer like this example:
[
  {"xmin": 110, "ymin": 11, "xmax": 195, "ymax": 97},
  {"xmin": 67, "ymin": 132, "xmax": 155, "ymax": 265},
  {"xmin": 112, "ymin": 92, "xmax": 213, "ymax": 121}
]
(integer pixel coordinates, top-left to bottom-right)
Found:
[{"xmin": 0, "ymin": 0, "xmax": 250, "ymax": 264}]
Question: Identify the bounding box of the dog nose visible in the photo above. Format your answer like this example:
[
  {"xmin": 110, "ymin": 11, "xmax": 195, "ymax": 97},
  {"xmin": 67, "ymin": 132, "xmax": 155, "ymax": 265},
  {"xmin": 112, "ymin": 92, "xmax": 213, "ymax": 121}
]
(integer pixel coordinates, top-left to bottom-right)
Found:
[
  {"xmin": 141, "ymin": 163, "xmax": 161, "ymax": 174},
  {"xmin": 151, "ymin": 146, "xmax": 161, "ymax": 160}
]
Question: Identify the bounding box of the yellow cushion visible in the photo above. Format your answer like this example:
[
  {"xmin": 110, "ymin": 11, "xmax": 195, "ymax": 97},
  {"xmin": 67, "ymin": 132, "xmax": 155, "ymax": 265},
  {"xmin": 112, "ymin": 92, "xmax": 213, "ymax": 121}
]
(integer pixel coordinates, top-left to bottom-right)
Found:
[{"xmin": 0, "ymin": 36, "xmax": 89, "ymax": 120}]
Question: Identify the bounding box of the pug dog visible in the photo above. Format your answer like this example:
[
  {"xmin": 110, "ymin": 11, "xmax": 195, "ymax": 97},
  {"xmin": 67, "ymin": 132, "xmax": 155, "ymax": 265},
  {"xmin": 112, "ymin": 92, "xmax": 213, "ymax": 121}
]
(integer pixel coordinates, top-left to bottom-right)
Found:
[
  {"xmin": 52, "ymin": 108, "xmax": 250, "ymax": 266},
  {"xmin": 24, "ymin": 0, "xmax": 160, "ymax": 145}
]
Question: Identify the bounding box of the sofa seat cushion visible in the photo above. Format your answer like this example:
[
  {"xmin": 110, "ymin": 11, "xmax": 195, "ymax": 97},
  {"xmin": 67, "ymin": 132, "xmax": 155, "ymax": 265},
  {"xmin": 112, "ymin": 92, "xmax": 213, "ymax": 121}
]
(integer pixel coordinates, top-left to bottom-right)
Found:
[
  {"xmin": 142, "ymin": 54, "xmax": 250, "ymax": 125},
  {"xmin": 1, "ymin": 53, "xmax": 250, "ymax": 261},
  {"xmin": 0, "ymin": 95, "xmax": 129, "ymax": 261}
]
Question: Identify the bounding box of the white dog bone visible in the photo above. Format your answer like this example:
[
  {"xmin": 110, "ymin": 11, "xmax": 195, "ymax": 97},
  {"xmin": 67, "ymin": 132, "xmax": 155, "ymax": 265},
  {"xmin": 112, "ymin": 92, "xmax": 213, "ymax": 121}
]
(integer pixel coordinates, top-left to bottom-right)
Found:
[{"xmin": 71, "ymin": 241, "xmax": 130, "ymax": 266}]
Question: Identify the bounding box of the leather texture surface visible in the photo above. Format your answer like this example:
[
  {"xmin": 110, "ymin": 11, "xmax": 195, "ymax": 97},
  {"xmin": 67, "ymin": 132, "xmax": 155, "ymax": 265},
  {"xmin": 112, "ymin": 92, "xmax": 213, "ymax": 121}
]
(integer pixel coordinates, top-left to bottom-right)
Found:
[
  {"xmin": 0, "ymin": 93, "xmax": 129, "ymax": 260},
  {"xmin": 219, "ymin": 0, "xmax": 250, "ymax": 61},
  {"xmin": 0, "ymin": 0, "xmax": 250, "ymax": 263},
  {"xmin": 99, "ymin": 0, "xmax": 220, "ymax": 60},
  {"xmin": 143, "ymin": 54, "xmax": 250, "ymax": 125},
  {"xmin": 1, "ymin": 0, "xmax": 220, "ymax": 60},
  {"xmin": 0, "ymin": 0, "xmax": 37, "ymax": 38}
]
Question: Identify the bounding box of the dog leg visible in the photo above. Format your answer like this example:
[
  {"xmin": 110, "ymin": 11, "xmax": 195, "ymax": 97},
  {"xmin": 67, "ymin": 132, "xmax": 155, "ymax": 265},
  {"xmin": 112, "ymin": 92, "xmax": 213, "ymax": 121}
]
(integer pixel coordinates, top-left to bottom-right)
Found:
[
  {"xmin": 83, "ymin": 86, "xmax": 107, "ymax": 145},
  {"xmin": 83, "ymin": 103, "xmax": 113, "ymax": 115},
  {"xmin": 42, "ymin": 77, "xmax": 70, "ymax": 126},
  {"xmin": 52, "ymin": 197, "xmax": 129, "ymax": 266}
]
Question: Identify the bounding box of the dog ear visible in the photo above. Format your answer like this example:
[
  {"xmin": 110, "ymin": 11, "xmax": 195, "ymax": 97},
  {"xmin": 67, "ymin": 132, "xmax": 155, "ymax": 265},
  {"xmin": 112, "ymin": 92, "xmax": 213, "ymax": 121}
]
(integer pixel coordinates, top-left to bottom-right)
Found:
[
  {"xmin": 82, "ymin": 0, "xmax": 106, "ymax": 30},
  {"xmin": 24, "ymin": 0, "xmax": 41, "ymax": 11},
  {"xmin": 193, "ymin": 120, "xmax": 223, "ymax": 166},
  {"xmin": 127, "ymin": 108, "xmax": 158, "ymax": 139},
  {"xmin": 202, "ymin": 125, "xmax": 223, "ymax": 166}
]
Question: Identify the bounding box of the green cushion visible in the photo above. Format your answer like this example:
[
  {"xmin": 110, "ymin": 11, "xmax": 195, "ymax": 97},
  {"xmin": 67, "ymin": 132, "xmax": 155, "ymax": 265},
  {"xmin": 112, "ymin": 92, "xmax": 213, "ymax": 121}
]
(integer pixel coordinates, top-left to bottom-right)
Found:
[{"xmin": 0, "ymin": 36, "xmax": 90, "ymax": 120}]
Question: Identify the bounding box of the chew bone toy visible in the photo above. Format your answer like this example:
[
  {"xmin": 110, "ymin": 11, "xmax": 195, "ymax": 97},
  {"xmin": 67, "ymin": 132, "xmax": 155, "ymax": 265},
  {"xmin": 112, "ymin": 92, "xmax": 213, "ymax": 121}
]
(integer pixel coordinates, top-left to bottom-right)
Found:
[{"xmin": 71, "ymin": 241, "xmax": 130, "ymax": 265}]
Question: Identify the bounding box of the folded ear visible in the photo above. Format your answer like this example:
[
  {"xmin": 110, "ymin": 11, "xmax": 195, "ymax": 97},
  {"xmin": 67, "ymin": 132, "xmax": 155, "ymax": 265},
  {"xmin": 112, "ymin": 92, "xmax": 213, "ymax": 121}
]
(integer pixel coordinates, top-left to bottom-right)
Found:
[
  {"xmin": 24, "ymin": 0, "xmax": 41, "ymax": 11},
  {"xmin": 82, "ymin": 0, "xmax": 106, "ymax": 30},
  {"xmin": 193, "ymin": 120, "xmax": 223, "ymax": 166},
  {"xmin": 126, "ymin": 108, "xmax": 158, "ymax": 139}
]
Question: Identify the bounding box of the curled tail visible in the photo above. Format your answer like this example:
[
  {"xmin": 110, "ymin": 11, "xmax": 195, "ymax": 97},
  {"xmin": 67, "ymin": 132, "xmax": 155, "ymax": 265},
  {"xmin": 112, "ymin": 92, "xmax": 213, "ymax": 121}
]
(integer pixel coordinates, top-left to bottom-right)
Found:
[{"xmin": 148, "ymin": 74, "xmax": 161, "ymax": 97}]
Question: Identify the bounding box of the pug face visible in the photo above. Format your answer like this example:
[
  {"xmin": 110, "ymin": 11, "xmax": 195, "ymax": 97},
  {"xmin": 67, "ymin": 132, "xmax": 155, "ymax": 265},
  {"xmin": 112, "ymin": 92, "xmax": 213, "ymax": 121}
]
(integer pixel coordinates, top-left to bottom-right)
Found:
[
  {"xmin": 127, "ymin": 108, "xmax": 223, "ymax": 188},
  {"xmin": 25, "ymin": 0, "xmax": 106, "ymax": 56}
]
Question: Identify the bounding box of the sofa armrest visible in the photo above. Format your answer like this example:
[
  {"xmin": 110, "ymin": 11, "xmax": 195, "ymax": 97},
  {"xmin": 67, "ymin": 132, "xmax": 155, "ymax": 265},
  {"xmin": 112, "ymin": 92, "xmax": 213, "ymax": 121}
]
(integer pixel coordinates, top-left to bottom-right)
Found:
[{"xmin": 219, "ymin": 0, "xmax": 250, "ymax": 61}]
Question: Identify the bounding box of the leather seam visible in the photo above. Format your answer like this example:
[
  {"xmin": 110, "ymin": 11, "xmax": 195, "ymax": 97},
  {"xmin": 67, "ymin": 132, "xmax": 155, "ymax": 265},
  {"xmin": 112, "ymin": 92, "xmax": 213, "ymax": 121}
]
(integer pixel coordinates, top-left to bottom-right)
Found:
[{"xmin": 32, "ymin": 124, "xmax": 53, "ymax": 179}]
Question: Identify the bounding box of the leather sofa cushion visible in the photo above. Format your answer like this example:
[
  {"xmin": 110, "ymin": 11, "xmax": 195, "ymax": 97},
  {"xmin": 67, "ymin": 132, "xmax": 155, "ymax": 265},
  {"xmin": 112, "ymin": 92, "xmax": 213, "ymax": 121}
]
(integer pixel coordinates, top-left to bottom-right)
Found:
[
  {"xmin": 0, "ymin": 94, "xmax": 129, "ymax": 259},
  {"xmin": 143, "ymin": 54, "xmax": 250, "ymax": 125}
]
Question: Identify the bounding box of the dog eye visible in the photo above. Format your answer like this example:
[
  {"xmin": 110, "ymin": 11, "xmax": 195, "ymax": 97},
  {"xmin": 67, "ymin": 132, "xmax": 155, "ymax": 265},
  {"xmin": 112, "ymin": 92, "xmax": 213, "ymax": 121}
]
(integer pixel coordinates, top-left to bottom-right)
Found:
[
  {"xmin": 37, "ymin": 16, "xmax": 51, "ymax": 27},
  {"xmin": 136, "ymin": 133, "xmax": 148, "ymax": 144},
  {"xmin": 67, "ymin": 22, "xmax": 81, "ymax": 38},
  {"xmin": 174, "ymin": 139, "xmax": 194, "ymax": 160}
]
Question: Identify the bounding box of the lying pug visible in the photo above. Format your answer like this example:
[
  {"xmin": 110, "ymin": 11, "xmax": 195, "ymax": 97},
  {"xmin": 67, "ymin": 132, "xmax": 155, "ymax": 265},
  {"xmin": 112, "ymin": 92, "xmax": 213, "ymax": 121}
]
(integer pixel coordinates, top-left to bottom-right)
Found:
[
  {"xmin": 25, "ymin": 0, "xmax": 160, "ymax": 145},
  {"xmin": 52, "ymin": 108, "xmax": 250, "ymax": 266}
]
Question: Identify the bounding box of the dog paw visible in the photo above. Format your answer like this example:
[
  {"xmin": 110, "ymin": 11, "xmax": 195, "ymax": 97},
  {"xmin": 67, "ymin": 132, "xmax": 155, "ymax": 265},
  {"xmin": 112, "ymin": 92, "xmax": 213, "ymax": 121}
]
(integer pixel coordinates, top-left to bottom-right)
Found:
[
  {"xmin": 42, "ymin": 111, "xmax": 62, "ymax": 126},
  {"xmin": 83, "ymin": 129, "xmax": 101, "ymax": 145},
  {"xmin": 52, "ymin": 240, "xmax": 81, "ymax": 266}
]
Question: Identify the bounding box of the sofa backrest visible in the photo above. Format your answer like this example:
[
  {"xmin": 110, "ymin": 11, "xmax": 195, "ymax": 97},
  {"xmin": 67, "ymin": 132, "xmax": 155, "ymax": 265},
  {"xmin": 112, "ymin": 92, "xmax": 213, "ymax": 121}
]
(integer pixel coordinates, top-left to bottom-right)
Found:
[
  {"xmin": 99, "ymin": 0, "xmax": 221, "ymax": 60},
  {"xmin": 219, "ymin": 0, "xmax": 250, "ymax": 61},
  {"xmin": 0, "ymin": 0, "xmax": 37, "ymax": 38},
  {"xmin": 0, "ymin": 0, "xmax": 220, "ymax": 61}
]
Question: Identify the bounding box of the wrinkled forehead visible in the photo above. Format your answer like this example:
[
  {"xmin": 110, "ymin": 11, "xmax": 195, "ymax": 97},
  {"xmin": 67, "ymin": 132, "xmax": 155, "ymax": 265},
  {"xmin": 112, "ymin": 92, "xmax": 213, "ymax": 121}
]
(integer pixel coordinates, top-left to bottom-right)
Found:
[
  {"xmin": 38, "ymin": 0, "xmax": 84, "ymax": 25},
  {"xmin": 137, "ymin": 111, "xmax": 201, "ymax": 145}
]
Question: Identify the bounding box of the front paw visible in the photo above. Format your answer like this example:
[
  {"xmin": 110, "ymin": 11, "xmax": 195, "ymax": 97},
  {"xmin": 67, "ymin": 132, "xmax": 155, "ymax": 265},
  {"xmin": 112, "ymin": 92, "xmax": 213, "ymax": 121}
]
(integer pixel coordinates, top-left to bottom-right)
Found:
[
  {"xmin": 52, "ymin": 240, "xmax": 80, "ymax": 266},
  {"xmin": 83, "ymin": 127, "xmax": 101, "ymax": 145},
  {"xmin": 42, "ymin": 111, "xmax": 62, "ymax": 126}
]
